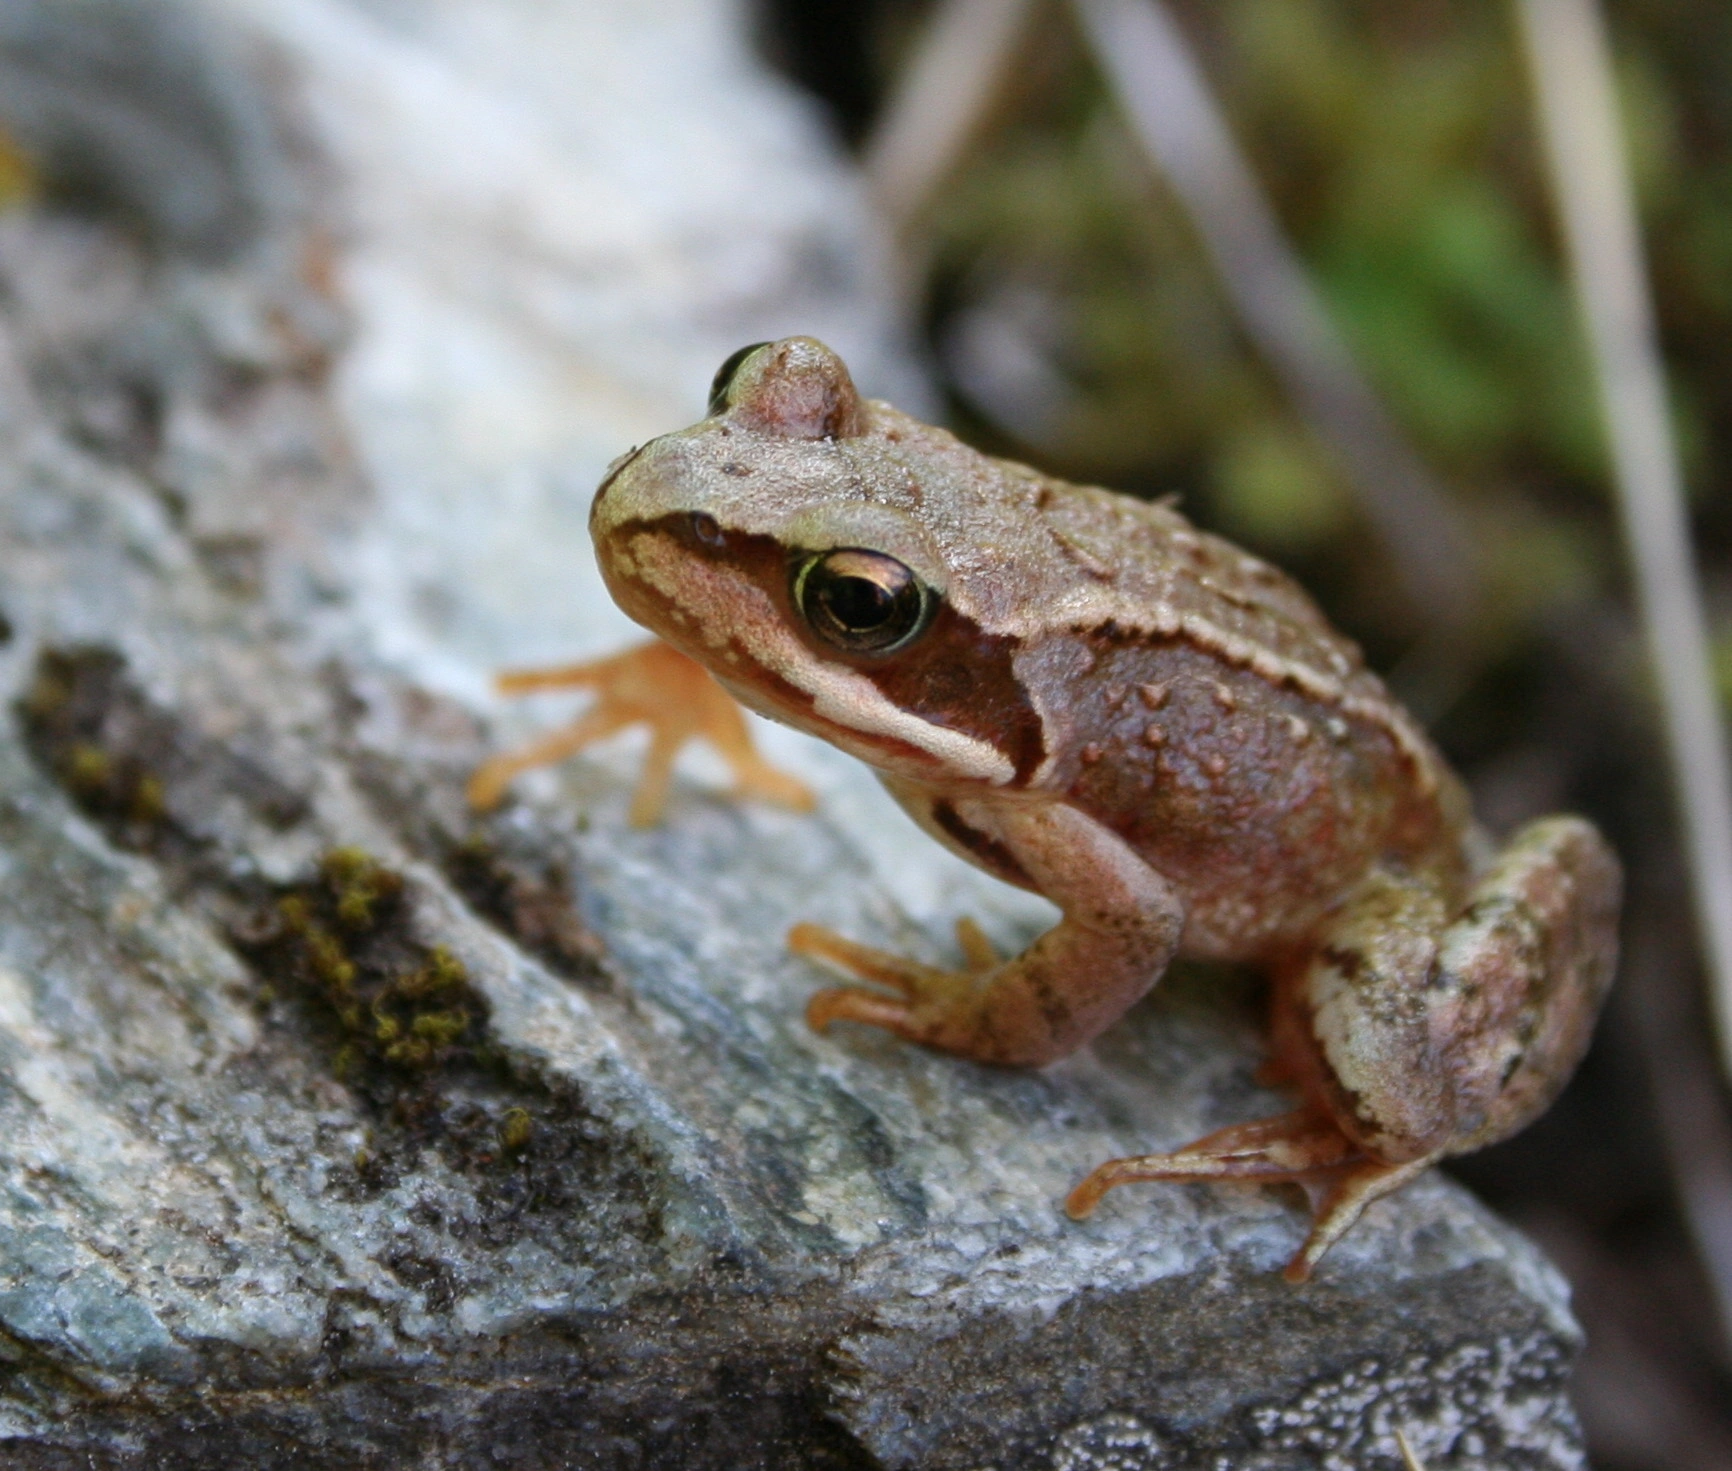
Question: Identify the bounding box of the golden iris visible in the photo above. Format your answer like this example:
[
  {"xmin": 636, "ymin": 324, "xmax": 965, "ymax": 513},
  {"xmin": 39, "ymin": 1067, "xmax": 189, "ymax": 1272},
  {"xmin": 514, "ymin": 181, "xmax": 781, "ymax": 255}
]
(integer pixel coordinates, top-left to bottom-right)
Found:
[{"xmin": 793, "ymin": 549, "xmax": 932, "ymax": 654}]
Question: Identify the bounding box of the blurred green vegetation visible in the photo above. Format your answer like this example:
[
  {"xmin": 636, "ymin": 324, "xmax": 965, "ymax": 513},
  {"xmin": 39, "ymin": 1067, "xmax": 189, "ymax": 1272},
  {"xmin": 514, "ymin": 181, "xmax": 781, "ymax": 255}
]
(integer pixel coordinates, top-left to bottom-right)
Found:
[{"xmin": 915, "ymin": 0, "xmax": 1732, "ymax": 713}]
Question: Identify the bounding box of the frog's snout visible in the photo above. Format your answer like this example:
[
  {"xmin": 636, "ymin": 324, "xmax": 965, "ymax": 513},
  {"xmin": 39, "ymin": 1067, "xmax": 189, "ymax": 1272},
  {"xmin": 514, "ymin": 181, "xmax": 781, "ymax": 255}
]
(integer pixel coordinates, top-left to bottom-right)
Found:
[
  {"xmin": 589, "ymin": 436, "xmax": 673, "ymax": 552},
  {"xmin": 591, "ymin": 443, "xmax": 646, "ymax": 532}
]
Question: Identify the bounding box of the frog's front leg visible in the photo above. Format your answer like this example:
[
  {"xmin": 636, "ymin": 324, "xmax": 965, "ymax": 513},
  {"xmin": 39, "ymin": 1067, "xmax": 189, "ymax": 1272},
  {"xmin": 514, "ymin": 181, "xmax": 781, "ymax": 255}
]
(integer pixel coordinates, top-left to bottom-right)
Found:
[
  {"xmin": 795, "ymin": 798, "xmax": 1184, "ymax": 1067},
  {"xmin": 1069, "ymin": 815, "xmax": 1620, "ymax": 1280}
]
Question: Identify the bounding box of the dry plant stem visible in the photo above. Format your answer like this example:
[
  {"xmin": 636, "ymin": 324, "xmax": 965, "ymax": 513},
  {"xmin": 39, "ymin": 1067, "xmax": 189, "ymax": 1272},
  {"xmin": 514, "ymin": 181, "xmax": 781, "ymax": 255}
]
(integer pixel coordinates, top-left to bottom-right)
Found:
[
  {"xmin": 1516, "ymin": 0, "xmax": 1732, "ymax": 1084},
  {"xmin": 862, "ymin": 0, "xmax": 1039, "ymax": 231},
  {"xmin": 1396, "ymin": 1428, "xmax": 1427, "ymax": 1471},
  {"xmin": 1067, "ymin": 0, "xmax": 1478, "ymax": 628}
]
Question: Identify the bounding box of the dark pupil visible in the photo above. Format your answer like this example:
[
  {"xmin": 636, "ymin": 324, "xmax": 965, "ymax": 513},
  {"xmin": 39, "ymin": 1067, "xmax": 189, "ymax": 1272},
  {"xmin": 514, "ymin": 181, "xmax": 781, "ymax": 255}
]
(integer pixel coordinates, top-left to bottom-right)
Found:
[
  {"xmin": 797, "ymin": 550, "xmax": 928, "ymax": 653},
  {"xmin": 822, "ymin": 575, "xmax": 894, "ymax": 631},
  {"xmin": 708, "ymin": 341, "xmax": 771, "ymax": 416}
]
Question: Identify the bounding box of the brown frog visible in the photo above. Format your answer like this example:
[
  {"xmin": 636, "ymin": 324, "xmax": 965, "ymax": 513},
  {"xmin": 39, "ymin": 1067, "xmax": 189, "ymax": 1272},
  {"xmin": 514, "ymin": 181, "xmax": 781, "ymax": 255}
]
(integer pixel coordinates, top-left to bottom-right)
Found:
[{"xmin": 473, "ymin": 337, "xmax": 1620, "ymax": 1281}]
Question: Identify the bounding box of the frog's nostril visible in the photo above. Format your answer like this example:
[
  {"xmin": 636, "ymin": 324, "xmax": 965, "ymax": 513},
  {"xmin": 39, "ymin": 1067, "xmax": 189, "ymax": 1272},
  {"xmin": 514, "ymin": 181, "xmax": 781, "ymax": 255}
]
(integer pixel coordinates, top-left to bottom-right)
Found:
[{"xmin": 594, "ymin": 444, "xmax": 646, "ymax": 502}]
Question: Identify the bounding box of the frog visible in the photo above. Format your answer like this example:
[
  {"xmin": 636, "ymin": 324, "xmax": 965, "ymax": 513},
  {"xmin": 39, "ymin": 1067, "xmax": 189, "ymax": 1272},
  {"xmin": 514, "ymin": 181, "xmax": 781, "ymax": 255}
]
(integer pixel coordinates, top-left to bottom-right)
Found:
[{"xmin": 475, "ymin": 336, "xmax": 1621, "ymax": 1281}]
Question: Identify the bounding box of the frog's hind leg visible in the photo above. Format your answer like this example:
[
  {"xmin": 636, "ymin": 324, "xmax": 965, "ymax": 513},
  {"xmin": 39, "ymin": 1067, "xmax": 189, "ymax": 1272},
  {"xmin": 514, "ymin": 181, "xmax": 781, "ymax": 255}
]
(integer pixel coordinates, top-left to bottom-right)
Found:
[
  {"xmin": 1065, "ymin": 1107, "xmax": 1360, "ymax": 1205},
  {"xmin": 1070, "ymin": 815, "xmax": 1619, "ymax": 1282},
  {"xmin": 467, "ymin": 639, "xmax": 815, "ymax": 824},
  {"xmin": 1064, "ymin": 1107, "xmax": 1405, "ymax": 1283},
  {"xmin": 1286, "ymin": 1156, "xmax": 1433, "ymax": 1282},
  {"xmin": 1297, "ymin": 815, "xmax": 1621, "ymax": 1168}
]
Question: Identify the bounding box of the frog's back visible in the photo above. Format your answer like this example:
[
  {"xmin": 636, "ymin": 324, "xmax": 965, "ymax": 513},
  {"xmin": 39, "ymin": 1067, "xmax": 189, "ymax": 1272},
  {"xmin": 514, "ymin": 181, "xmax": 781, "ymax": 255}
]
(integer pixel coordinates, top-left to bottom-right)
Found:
[
  {"xmin": 863, "ymin": 406, "xmax": 1440, "ymax": 779},
  {"xmin": 862, "ymin": 403, "xmax": 1402, "ymax": 717},
  {"xmin": 1034, "ymin": 474, "xmax": 1370, "ymax": 682}
]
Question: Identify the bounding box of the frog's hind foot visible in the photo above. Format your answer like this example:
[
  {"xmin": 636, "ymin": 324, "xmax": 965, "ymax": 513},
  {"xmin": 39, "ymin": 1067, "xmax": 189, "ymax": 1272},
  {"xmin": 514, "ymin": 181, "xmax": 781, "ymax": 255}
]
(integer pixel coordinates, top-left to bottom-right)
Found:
[
  {"xmin": 1063, "ymin": 1108, "xmax": 1358, "ymax": 1212},
  {"xmin": 1065, "ymin": 1108, "xmax": 1427, "ymax": 1282},
  {"xmin": 1284, "ymin": 1155, "xmax": 1432, "ymax": 1283},
  {"xmin": 467, "ymin": 639, "xmax": 815, "ymax": 825}
]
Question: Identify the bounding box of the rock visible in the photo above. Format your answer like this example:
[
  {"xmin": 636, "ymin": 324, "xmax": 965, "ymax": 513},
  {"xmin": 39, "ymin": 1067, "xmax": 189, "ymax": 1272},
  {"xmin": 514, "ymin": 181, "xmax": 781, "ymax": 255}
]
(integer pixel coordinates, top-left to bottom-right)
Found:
[{"xmin": 0, "ymin": 2, "xmax": 1586, "ymax": 1466}]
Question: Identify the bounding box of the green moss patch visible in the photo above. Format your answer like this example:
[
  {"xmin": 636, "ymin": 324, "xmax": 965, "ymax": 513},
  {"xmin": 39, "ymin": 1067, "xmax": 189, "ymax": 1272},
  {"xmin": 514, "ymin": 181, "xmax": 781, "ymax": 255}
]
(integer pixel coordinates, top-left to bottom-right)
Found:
[
  {"xmin": 18, "ymin": 648, "xmax": 173, "ymax": 846},
  {"xmin": 15, "ymin": 648, "xmax": 654, "ymax": 1254},
  {"xmin": 238, "ymin": 846, "xmax": 492, "ymax": 1077}
]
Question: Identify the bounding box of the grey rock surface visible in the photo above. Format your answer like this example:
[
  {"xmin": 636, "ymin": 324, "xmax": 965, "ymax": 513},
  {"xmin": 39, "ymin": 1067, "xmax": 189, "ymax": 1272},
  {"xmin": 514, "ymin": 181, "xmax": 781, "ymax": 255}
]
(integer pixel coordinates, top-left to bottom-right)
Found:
[{"xmin": 0, "ymin": 2, "xmax": 1587, "ymax": 1467}]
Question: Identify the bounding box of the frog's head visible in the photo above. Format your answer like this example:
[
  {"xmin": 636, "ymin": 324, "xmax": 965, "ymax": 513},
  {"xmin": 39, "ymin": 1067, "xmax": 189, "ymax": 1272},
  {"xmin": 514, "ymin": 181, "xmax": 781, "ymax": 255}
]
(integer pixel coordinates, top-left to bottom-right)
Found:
[{"xmin": 590, "ymin": 337, "xmax": 1045, "ymax": 787}]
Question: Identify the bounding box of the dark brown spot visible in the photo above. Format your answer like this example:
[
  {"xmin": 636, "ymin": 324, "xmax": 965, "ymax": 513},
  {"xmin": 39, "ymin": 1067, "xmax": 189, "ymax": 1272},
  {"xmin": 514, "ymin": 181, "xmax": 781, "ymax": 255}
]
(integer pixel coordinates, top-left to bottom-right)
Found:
[
  {"xmin": 1022, "ymin": 964, "xmax": 1073, "ymax": 1036},
  {"xmin": 857, "ymin": 603, "xmax": 1046, "ymax": 780}
]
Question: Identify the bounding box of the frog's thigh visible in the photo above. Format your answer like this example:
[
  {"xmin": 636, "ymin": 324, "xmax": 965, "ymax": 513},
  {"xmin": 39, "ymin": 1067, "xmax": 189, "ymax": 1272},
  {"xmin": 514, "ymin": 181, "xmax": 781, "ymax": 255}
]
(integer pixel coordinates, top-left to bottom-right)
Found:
[
  {"xmin": 1295, "ymin": 815, "xmax": 1620, "ymax": 1163},
  {"xmin": 1430, "ymin": 815, "xmax": 1619, "ymax": 1153}
]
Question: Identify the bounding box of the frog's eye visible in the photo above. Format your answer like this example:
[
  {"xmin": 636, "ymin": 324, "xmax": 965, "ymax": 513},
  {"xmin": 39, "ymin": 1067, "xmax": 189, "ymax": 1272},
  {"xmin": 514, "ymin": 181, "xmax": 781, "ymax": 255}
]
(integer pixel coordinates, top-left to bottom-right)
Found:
[
  {"xmin": 793, "ymin": 549, "xmax": 932, "ymax": 654},
  {"xmin": 708, "ymin": 342, "xmax": 772, "ymax": 416}
]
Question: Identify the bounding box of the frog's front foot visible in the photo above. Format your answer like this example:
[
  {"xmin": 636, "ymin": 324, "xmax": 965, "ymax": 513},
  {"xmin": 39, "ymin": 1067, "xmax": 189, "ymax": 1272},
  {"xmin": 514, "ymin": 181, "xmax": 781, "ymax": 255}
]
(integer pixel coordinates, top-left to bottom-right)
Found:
[
  {"xmin": 794, "ymin": 803, "xmax": 1185, "ymax": 1067},
  {"xmin": 793, "ymin": 918, "xmax": 998, "ymax": 1053},
  {"xmin": 1064, "ymin": 1109, "xmax": 1429, "ymax": 1282},
  {"xmin": 467, "ymin": 639, "xmax": 815, "ymax": 825}
]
